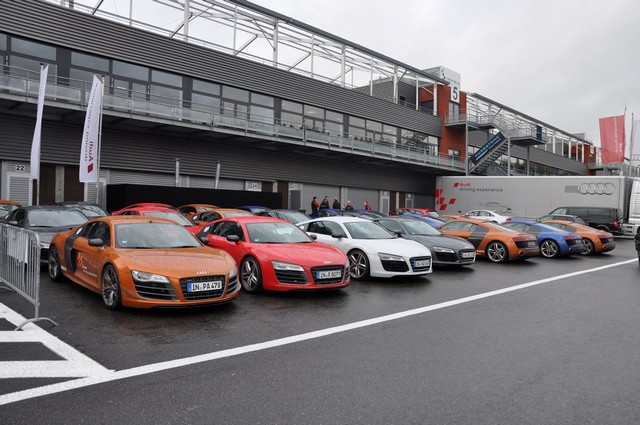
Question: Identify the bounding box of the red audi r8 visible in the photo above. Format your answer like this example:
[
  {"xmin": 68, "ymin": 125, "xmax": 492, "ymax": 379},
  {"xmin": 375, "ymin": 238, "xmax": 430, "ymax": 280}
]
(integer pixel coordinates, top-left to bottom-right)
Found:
[{"xmin": 196, "ymin": 216, "xmax": 350, "ymax": 293}]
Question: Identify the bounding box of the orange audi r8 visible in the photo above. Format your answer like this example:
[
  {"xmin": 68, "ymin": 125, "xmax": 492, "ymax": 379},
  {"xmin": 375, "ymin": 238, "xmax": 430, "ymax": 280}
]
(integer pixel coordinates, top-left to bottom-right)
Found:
[
  {"xmin": 439, "ymin": 218, "xmax": 540, "ymax": 263},
  {"xmin": 178, "ymin": 203, "xmax": 220, "ymax": 222},
  {"xmin": 541, "ymin": 220, "xmax": 616, "ymax": 255},
  {"xmin": 48, "ymin": 216, "xmax": 239, "ymax": 309}
]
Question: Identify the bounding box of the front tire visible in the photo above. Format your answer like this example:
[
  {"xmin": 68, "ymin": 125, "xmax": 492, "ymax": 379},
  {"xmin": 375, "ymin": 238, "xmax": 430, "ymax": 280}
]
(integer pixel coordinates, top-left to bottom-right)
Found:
[
  {"xmin": 581, "ymin": 238, "xmax": 595, "ymax": 255},
  {"xmin": 48, "ymin": 245, "xmax": 64, "ymax": 282},
  {"xmin": 486, "ymin": 241, "xmax": 508, "ymax": 263},
  {"xmin": 240, "ymin": 257, "xmax": 263, "ymax": 293},
  {"xmin": 102, "ymin": 264, "xmax": 122, "ymax": 310},
  {"xmin": 348, "ymin": 249, "xmax": 370, "ymax": 279},
  {"xmin": 540, "ymin": 240, "xmax": 560, "ymax": 258}
]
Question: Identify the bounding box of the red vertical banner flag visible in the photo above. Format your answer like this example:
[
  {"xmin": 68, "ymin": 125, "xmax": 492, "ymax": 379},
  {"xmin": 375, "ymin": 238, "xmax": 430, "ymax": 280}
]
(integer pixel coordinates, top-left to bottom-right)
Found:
[{"xmin": 599, "ymin": 115, "xmax": 626, "ymax": 163}]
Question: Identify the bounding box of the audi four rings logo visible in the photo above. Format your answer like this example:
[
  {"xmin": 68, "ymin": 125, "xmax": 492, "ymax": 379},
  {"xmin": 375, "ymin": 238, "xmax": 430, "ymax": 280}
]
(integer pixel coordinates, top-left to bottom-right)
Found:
[{"xmin": 578, "ymin": 182, "xmax": 615, "ymax": 195}]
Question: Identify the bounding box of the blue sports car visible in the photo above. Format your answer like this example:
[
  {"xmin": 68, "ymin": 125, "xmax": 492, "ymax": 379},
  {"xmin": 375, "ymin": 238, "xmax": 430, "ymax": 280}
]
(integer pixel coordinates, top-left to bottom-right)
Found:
[{"xmin": 502, "ymin": 220, "xmax": 584, "ymax": 258}]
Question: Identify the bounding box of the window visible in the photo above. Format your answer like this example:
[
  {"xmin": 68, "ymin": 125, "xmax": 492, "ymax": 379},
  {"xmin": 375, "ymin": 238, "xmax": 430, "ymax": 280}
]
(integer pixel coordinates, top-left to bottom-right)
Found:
[
  {"xmin": 112, "ymin": 60, "xmax": 148, "ymax": 80},
  {"xmin": 0, "ymin": 33, "xmax": 7, "ymax": 51},
  {"xmin": 71, "ymin": 52, "xmax": 109, "ymax": 72},
  {"xmin": 152, "ymin": 69, "xmax": 182, "ymax": 88},
  {"xmin": 11, "ymin": 37, "xmax": 56, "ymax": 60}
]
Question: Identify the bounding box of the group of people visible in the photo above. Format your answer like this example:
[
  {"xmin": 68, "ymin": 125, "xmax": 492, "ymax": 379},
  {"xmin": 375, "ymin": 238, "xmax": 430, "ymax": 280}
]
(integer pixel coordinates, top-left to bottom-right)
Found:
[{"xmin": 311, "ymin": 196, "xmax": 371, "ymax": 214}]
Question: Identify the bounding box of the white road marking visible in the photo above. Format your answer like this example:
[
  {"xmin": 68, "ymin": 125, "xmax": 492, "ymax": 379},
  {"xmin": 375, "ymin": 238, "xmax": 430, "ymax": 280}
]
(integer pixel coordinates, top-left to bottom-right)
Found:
[
  {"xmin": 0, "ymin": 304, "xmax": 112, "ymax": 379},
  {"xmin": 0, "ymin": 259, "xmax": 634, "ymax": 406}
]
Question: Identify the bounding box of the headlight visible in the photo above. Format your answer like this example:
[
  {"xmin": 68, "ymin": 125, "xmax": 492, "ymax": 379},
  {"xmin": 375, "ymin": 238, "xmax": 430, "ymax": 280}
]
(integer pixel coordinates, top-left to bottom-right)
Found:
[
  {"xmin": 229, "ymin": 266, "xmax": 238, "ymax": 281},
  {"xmin": 271, "ymin": 261, "xmax": 305, "ymax": 272},
  {"xmin": 131, "ymin": 270, "xmax": 170, "ymax": 283},
  {"xmin": 378, "ymin": 252, "xmax": 404, "ymax": 262},
  {"xmin": 433, "ymin": 246, "xmax": 455, "ymax": 254}
]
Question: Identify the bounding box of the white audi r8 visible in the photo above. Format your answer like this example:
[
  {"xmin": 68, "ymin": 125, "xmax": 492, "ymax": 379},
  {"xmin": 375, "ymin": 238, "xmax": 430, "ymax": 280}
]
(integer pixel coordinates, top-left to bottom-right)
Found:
[{"xmin": 298, "ymin": 216, "xmax": 432, "ymax": 279}]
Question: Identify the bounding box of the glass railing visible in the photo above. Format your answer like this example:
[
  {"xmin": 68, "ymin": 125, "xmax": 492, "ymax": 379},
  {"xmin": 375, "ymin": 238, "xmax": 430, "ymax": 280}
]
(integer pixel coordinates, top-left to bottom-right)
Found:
[{"xmin": 0, "ymin": 66, "xmax": 464, "ymax": 172}]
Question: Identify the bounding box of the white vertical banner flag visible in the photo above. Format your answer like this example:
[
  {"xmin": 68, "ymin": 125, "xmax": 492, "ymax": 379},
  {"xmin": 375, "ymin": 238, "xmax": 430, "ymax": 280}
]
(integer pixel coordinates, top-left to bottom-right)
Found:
[
  {"xmin": 30, "ymin": 64, "xmax": 49, "ymax": 180},
  {"xmin": 79, "ymin": 75, "xmax": 104, "ymax": 183},
  {"xmin": 631, "ymin": 118, "xmax": 640, "ymax": 167}
]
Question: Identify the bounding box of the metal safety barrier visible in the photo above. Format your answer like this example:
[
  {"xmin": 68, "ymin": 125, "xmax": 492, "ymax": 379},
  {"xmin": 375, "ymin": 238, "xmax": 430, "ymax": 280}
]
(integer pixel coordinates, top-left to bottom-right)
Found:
[{"xmin": 0, "ymin": 223, "xmax": 57, "ymax": 330}]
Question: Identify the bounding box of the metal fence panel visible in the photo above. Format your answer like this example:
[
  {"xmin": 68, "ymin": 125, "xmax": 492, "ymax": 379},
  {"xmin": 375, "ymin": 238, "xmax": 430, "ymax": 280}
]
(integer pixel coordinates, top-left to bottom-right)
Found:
[{"xmin": 0, "ymin": 224, "xmax": 57, "ymax": 330}]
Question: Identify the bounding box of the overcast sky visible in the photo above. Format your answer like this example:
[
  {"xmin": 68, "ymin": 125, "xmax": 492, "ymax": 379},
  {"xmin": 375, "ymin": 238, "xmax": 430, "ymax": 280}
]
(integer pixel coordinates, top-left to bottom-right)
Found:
[{"xmin": 250, "ymin": 0, "xmax": 639, "ymax": 150}]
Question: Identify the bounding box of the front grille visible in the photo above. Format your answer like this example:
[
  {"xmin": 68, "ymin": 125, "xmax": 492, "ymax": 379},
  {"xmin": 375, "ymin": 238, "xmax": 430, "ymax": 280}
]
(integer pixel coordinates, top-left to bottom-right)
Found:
[
  {"xmin": 179, "ymin": 275, "xmax": 226, "ymax": 300},
  {"xmin": 311, "ymin": 265, "xmax": 345, "ymax": 284},
  {"xmin": 381, "ymin": 259, "xmax": 409, "ymax": 272},
  {"xmin": 410, "ymin": 256, "xmax": 431, "ymax": 272},
  {"xmin": 434, "ymin": 251, "xmax": 458, "ymax": 262},
  {"xmin": 275, "ymin": 269, "xmax": 308, "ymax": 284},
  {"xmin": 134, "ymin": 280, "xmax": 178, "ymax": 300}
]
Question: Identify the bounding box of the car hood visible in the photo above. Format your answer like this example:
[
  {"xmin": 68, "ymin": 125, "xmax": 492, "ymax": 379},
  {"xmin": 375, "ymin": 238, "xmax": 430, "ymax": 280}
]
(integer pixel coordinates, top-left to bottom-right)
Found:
[
  {"xmin": 33, "ymin": 226, "xmax": 79, "ymax": 244},
  {"xmin": 252, "ymin": 242, "xmax": 347, "ymax": 266},
  {"xmin": 119, "ymin": 247, "xmax": 236, "ymax": 278},
  {"xmin": 355, "ymin": 237, "xmax": 431, "ymax": 257}
]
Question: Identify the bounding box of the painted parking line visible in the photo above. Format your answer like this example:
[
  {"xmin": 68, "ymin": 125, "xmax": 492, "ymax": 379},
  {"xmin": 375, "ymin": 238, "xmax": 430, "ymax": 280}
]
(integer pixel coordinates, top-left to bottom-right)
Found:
[
  {"xmin": 0, "ymin": 259, "xmax": 635, "ymax": 406},
  {"xmin": 0, "ymin": 304, "xmax": 112, "ymax": 379}
]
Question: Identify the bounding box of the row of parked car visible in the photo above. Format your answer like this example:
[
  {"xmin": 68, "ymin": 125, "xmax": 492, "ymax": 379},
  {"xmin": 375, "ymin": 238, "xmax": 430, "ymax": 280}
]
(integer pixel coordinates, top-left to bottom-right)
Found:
[{"xmin": 0, "ymin": 200, "xmax": 616, "ymax": 312}]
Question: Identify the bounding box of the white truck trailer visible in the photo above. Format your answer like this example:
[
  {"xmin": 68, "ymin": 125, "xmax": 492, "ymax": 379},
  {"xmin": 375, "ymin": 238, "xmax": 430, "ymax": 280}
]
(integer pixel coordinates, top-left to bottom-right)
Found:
[{"xmin": 435, "ymin": 175, "xmax": 640, "ymax": 235}]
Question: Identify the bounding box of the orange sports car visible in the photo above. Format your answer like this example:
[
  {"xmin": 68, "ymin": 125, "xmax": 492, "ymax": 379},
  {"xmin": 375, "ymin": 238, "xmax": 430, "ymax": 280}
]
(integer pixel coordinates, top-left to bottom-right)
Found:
[
  {"xmin": 178, "ymin": 203, "xmax": 220, "ymax": 222},
  {"xmin": 48, "ymin": 216, "xmax": 239, "ymax": 309},
  {"xmin": 541, "ymin": 220, "xmax": 615, "ymax": 255},
  {"xmin": 191, "ymin": 208, "xmax": 252, "ymax": 225},
  {"xmin": 439, "ymin": 218, "xmax": 540, "ymax": 263},
  {"xmin": 0, "ymin": 200, "xmax": 21, "ymax": 218}
]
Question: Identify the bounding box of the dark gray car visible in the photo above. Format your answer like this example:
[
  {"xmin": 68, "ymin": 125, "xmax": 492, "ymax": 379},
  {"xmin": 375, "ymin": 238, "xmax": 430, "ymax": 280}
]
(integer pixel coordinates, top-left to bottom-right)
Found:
[
  {"xmin": 2, "ymin": 205, "xmax": 89, "ymax": 264},
  {"xmin": 373, "ymin": 216, "xmax": 476, "ymax": 266}
]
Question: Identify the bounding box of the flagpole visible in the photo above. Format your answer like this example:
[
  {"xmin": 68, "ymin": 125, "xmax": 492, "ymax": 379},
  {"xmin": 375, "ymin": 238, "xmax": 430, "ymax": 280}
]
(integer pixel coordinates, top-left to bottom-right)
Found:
[{"xmin": 96, "ymin": 75, "xmax": 105, "ymax": 204}]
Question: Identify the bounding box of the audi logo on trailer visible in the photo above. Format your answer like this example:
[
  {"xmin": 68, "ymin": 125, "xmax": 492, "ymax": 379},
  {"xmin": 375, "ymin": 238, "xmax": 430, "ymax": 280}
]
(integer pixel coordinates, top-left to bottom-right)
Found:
[{"xmin": 577, "ymin": 182, "xmax": 615, "ymax": 195}]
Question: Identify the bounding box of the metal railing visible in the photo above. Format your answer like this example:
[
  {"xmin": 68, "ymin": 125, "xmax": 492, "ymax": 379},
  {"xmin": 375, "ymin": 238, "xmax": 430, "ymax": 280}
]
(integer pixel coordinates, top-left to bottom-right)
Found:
[
  {"xmin": 0, "ymin": 66, "xmax": 464, "ymax": 172},
  {"xmin": 0, "ymin": 224, "xmax": 57, "ymax": 330}
]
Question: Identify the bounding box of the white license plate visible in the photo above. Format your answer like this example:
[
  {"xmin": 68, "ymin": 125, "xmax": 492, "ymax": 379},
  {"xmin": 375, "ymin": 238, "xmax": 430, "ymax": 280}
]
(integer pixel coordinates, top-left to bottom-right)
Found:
[
  {"xmin": 413, "ymin": 259, "xmax": 430, "ymax": 267},
  {"xmin": 317, "ymin": 270, "xmax": 342, "ymax": 279},
  {"xmin": 188, "ymin": 280, "xmax": 223, "ymax": 292},
  {"xmin": 461, "ymin": 252, "xmax": 475, "ymax": 258}
]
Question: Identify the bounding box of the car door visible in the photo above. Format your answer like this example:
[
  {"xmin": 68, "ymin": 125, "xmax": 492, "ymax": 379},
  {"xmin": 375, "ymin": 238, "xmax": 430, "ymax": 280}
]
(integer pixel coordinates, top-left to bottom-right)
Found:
[
  {"xmin": 69, "ymin": 221, "xmax": 111, "ymax": 290},
  {"xmin": 200, "ymin": 220, "xmax": 245, "ymax": 261},
  {"xmin": 305, "ymin": 220, "xmax": 347, "ymax": 249}
]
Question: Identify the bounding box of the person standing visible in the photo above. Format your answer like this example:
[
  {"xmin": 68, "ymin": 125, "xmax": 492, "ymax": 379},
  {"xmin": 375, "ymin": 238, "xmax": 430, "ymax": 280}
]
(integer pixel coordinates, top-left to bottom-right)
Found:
[
  {"xmin": 332, "ymin": 197, "xmax": 341, "ymax": 209},
  {"xmin": 364, "ymin": 201, "xmax": 372, "ymax": 211},
  {"xmin": 320, "ymin": 195, "xmax": 330, "ymax": 209},
  {"xmin": 635, "ymin": 227, "xmax": 640, "ymax": 265},
  {"xmin": 344, "ymin": 200, "xmax": 354, "ymax": 211},
  {"xmin": 311, "ymin": 196, "xmax": 319, "ymax": 215}
]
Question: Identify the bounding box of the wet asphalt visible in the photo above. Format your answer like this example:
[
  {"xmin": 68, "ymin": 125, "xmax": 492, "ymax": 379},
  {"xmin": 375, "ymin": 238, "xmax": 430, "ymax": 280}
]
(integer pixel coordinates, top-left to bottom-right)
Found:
[{"xmin": 2, "ymin": 238, "xmax": 640, "ymax": 424}]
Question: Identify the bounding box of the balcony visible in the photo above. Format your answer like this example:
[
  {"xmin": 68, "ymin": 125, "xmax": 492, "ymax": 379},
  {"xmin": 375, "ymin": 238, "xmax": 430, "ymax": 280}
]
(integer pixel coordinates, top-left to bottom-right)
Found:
[{"xmin": 0, "ymin": 67, "xmax": 464, "ymax": 173}]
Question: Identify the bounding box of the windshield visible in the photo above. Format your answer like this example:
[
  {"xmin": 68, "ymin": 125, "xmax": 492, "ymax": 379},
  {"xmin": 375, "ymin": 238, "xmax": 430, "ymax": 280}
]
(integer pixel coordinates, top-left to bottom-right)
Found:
[
  {"xmin": 402, "ymin": 219, "xmax": 441, "ymax": 236},
  {"xmin": 281, "ymin": 211, "xmax": 310, "ymax": 223},
  {"xmin": 27, "ymin": 209, "xmax": 88, "ymax": 228},
  {"xmin": 142, "ymin": 211, "xmax": 193, "ymax": 226},
  {"xmin": 344, "ymin": 221, "xmax": 395, "ymax": 239},
  {"xmin": 246, "ymin": 222, "xmax": 312, "ymax": 243},
  {"xmin": 77, "ymin": 205, "xmax": 108, "ymax": 218},
  {"xmin": 115, "ymin": 222, "xmax": 200, "ymax": 249}
]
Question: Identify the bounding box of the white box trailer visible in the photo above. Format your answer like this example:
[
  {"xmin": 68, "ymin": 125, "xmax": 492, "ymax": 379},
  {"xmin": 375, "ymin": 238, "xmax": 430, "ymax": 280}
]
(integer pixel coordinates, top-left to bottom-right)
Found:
[{"xmin": 435, "ymin": 176, "xmax": 640, "ymax": 234}]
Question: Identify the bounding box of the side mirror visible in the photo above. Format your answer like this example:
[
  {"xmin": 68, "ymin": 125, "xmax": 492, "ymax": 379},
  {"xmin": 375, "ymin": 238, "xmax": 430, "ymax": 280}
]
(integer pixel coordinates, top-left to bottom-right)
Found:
[
  {"xmin": 308, "ymin": 233, "xmax": 317, "ymax": 240},
  {"xmin": 331, "ymin": 232, "xmax": 347, "ymax": 239},
  {"xmin": 88, "ymin": 238, "xmax": 104, "ymax": 247},
  {"xmin": 227, "ymin": 235, "xmax": 240, "ymax": 242},
  {"xmin": 199, "ymin": 235, "xmax": 209, "ymax": 244}
]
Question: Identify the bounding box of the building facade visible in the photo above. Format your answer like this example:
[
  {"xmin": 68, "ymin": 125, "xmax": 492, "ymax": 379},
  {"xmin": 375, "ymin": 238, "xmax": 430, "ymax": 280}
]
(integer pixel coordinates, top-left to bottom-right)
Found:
[{"xmin": 0, "ymin": 0, "xmax": 593, "ymax": 212}]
